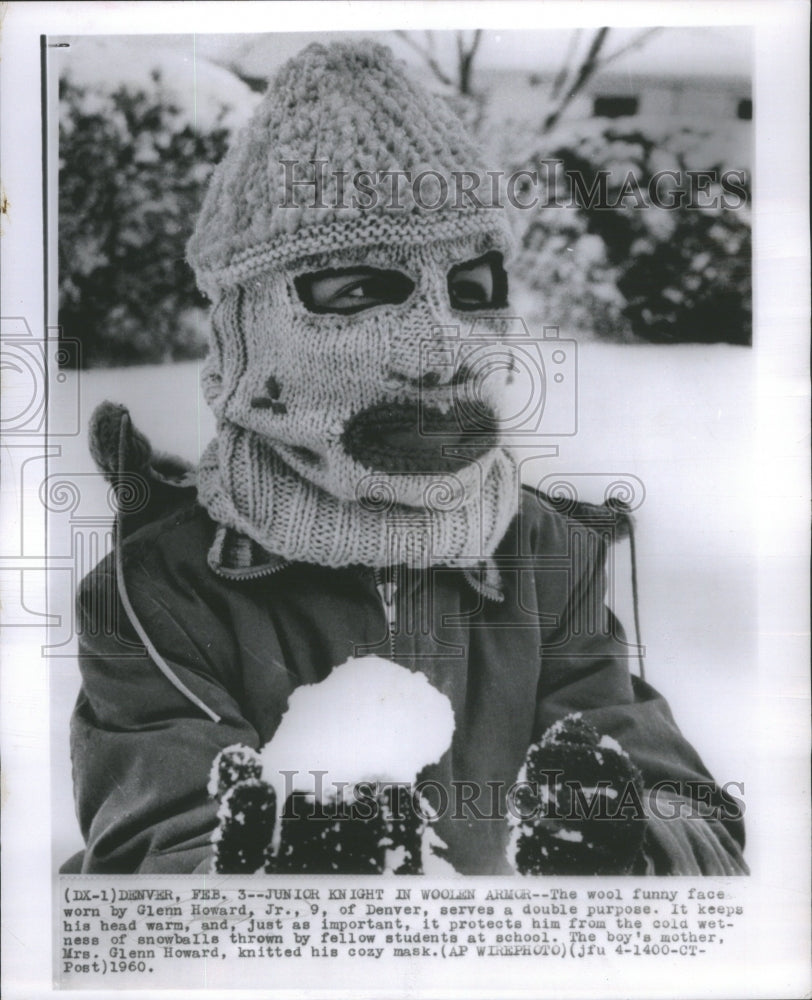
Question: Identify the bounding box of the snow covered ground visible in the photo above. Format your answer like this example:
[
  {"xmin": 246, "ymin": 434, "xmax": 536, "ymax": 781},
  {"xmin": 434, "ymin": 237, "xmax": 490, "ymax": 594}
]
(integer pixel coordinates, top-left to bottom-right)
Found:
[{"xmin": 51, "ymin": 341, "xmax": 757, "ymax": 865}]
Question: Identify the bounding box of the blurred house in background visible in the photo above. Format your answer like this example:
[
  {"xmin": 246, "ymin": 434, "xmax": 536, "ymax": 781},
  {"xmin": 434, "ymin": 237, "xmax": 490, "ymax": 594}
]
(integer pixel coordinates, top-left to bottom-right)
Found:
[{"xmin": 486, "ymin": 27, "xmax": 751, "ymax": 124}]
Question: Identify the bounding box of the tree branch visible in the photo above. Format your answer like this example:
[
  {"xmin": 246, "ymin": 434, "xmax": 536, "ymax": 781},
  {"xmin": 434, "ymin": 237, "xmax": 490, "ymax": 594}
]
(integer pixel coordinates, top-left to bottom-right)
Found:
[
  {"xmin": 394, "ymin": 30, "xmax": 454, "ymax": 88},
  {"xmin": 542, "ymin": 26, "xmax": 610, "ymax": 133},
  {"xmin": 456, "ymin": 29, "xmax": 482, "ymax": 95},
  {"xmin": 550, "ymin": 28, "xmax": 582, "ymax": 101},
  {"xmin": 597, "ymin": 28, "xmax": 663, "ymax": 72}
]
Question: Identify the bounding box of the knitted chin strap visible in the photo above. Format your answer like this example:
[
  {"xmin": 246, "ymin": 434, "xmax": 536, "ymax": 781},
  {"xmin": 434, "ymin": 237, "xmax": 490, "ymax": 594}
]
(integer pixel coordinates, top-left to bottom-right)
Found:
[{"xmin": 197, "ymin": 431, "xmax": 519, "ymax": 570}]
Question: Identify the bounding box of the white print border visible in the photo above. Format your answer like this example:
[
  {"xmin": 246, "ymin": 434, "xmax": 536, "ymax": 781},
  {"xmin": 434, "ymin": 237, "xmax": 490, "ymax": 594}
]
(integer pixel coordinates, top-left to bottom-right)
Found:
[{"xmin": 1, "ymin": 4, "xmax": 809, "ymax": 1000}]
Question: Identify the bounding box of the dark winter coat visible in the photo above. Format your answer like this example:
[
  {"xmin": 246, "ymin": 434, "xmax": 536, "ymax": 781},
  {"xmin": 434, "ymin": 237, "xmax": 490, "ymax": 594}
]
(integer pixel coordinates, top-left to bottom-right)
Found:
[{"xmin": 69, "ymin": 485, "xmax": 747, "ymax": 876}]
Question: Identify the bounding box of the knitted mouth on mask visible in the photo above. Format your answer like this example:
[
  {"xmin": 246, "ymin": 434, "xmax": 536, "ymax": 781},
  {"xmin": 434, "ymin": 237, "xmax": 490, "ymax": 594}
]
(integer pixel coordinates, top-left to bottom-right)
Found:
[
  {"xmin": 340, "ymin": 397, "xmax": 500, "ymax": 476},
  {"xmin": 188, "ymin": 41, "xmax": 521, "ymax": 569}
]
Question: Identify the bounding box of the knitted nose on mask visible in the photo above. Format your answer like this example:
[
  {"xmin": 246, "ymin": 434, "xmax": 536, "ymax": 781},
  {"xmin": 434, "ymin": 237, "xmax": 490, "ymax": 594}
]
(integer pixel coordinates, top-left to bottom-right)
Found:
[{"xmin": 188, "ymin": 41, "xmax": 519, "ymax": 568}]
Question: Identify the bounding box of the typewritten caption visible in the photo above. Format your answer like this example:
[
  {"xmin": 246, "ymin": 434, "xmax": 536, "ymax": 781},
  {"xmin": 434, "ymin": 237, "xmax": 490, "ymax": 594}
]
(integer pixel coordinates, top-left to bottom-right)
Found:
[{"xmin": 57, "ymin": 877, "xmax": 745, "ymax": 988}]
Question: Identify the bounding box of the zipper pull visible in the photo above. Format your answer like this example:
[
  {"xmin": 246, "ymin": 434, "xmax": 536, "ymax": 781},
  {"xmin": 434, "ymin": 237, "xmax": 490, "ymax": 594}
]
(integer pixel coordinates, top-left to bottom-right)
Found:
[
  {"xmin": 374, "ymin": 568, "xmax": 398, "ymax": 659},
  {"xmin": 376, "ymin": 577, "xmax": 398, "ymax": 631}
]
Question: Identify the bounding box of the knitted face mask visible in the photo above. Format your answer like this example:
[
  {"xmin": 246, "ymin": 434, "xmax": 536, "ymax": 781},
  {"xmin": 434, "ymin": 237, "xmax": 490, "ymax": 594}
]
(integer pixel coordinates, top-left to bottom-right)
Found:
[
  {"xmin": 190, "ymin": 41, "xmax": 519, "ymax": 567},
  {"xmin": 205, "ymin": 234, "xmax": 515, "ymax": 499}
]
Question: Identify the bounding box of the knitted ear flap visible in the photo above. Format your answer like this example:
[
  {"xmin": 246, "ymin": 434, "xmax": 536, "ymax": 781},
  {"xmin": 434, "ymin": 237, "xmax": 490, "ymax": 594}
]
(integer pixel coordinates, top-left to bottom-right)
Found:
[
  {"xmin": 88, "ymin": 400, "xmax": 198, "ymax": 537},
  {"xmin": 89, "ymin": 400, "xmax": 195, "ymax": 486},
  {"xmin": 89, "ymin": 400, "xmax": 151, "ymax": 478}
]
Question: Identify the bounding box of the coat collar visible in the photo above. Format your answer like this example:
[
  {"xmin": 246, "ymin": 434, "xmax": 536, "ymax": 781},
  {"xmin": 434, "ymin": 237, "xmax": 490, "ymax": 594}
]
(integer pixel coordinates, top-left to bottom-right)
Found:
[
  {"xmin": 207, "ymin": 523, "xmax": 505, "ymax": 601},
  {"xmin": 207, "ymin": 524, "xmax": 291, "ymax": 580}
]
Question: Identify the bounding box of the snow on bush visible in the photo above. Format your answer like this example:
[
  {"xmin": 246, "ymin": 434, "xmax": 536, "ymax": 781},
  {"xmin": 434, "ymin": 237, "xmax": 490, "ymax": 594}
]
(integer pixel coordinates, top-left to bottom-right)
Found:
[
  {"xmin": 60, "ymin": 37, "xmax": 259, "ymax": 133},
  {"xmin": 500, "ymin": 116, "xmax": 752, "ymax": 345},
  {"xmin": 58, "ymin": 41, "xmax": 258, "ymax": 368}
]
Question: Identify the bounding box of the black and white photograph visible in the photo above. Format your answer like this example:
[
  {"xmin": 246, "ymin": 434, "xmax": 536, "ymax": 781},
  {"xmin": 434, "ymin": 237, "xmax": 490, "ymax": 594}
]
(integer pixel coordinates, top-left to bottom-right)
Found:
[{"xmin": 1, "ymin": 2, "xmax": 809, "ymax": 999}]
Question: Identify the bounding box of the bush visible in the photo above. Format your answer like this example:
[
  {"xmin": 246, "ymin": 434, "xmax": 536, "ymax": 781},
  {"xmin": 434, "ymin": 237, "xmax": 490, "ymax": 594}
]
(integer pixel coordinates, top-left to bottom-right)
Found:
[
  {"xmin": 58, "ymin": 75, "xmax": 231, "ymax": 367},
  {"xmin": 504, "ymin": 118, "xmax": 752, "ymax": 345}
]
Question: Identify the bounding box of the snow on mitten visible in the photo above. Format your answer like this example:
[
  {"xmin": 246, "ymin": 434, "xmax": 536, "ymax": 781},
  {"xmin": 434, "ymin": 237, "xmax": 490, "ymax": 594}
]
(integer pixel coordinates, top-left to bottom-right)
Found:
[
  {"xmin": 508, "ymin": 713, "xmax": 646, "ymax": 876},
  {"xmin": 209, "ymin": 745, "xmax": 277, "ymax": 874},
  {"xmin": 268, "ymin": 781, "xmax": 422, "ymax": 875},
  {"xmin": 207, "ymin": 745, "xmax": 421, "ymax": 875},
  {"xmin": 209, "ymin": 744, "xmax": 263, "ymax": 798}
]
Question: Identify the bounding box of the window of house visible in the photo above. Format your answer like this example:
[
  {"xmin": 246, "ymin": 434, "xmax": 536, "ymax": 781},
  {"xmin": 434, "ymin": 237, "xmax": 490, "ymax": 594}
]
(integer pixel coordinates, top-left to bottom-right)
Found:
[
  {"xmin": 593, "ymin": 95, "xmax": 639, "ymax": 118},
  {"xmin": 737, "ymin": 98, "xmax": 753, "ymax": 121}
]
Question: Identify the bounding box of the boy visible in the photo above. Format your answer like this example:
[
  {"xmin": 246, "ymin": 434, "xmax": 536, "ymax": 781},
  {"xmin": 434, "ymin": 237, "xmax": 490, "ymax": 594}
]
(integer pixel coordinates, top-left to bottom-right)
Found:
[{"xmin": 70, "ymin": 40, "xmax": 746, "ymax": 875}]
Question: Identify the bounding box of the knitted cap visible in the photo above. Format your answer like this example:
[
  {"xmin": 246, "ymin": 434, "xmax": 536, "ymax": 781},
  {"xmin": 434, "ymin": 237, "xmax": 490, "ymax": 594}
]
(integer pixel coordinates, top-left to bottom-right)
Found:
[{"xmin": 187, "ymin": 40, "xmax": 512, "ymax": 295}]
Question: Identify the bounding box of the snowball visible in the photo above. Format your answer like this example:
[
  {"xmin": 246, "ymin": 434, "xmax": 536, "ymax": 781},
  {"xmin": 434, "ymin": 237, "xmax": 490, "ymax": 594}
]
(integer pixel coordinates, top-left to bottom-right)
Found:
[{"xmin": 259, "ymin": 656, "xmax": 455, "ymax": 810}]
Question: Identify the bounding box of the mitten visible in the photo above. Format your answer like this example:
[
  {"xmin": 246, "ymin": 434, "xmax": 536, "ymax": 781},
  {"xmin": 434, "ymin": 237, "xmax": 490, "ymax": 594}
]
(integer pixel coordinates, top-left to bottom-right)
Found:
[
  {"xmin": 269, "ymin": 782, "xmax": 423, "ymax": 875},
  {"xmin": 210, "ymin": 758, "xmax": 426, "ymax": 875},
  {"xmin": 508, "ymin": 713, "xmax": 646, "ymax": 875},
  {"xmin": 209, "ymin": 745, "xmax": 277, "ymax": 874}
]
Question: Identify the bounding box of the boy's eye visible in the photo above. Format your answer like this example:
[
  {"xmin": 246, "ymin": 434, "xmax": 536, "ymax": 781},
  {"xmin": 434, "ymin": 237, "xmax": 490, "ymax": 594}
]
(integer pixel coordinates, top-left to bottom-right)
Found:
[
  {"xmin": 295, "ymin": 268, "xmax": 415, "ymax": 314},
  {"xmin": 448, "ymin": 251, "xmax": 509, "ymax": 311}
]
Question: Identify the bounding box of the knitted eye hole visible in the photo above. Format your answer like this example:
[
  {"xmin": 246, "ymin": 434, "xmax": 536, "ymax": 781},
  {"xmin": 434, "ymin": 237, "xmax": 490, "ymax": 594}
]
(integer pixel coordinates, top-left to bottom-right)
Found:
[
  {"xmin": 447, "ymin": 251, "xmax": 509, "ymax": 311},
  {"xmin": 294, "ymin": 267, "xmax": 415, "ymax": 315}
]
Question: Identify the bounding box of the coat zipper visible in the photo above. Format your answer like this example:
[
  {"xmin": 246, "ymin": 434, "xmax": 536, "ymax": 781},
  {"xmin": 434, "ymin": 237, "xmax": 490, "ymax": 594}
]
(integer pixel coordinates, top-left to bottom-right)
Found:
[
  {"xmin": 374, "ymin": 567, "xmax": 398, "ymax": 661},
  {"xmin": 210, "ymin": 560, "xmax": 290, "ymax": 582}
]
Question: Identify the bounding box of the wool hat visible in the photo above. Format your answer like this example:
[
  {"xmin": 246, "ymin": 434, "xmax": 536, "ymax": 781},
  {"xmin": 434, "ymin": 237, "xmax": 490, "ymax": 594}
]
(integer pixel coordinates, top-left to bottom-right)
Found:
[{"xmin": 187, "ymin": 40, "xmax": 513, "ymax": 296}]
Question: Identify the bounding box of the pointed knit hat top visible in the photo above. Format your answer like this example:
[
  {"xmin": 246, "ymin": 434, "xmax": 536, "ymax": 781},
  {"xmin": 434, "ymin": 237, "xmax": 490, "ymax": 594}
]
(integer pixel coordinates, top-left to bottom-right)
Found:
[{"xmin": 187, "ymin": 40, "xmax": 512, "ymax": 296}]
